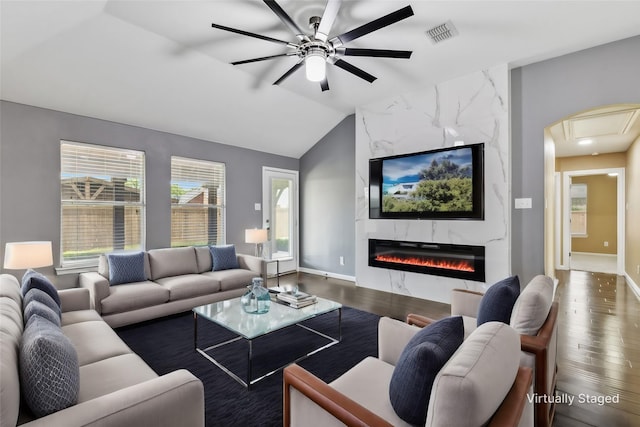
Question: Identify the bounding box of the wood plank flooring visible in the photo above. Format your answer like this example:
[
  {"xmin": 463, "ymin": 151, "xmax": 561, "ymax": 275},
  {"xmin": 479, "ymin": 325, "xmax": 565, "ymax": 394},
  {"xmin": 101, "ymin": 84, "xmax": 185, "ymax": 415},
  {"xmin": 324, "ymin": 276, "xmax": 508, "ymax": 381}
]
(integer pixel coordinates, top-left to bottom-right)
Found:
[{"xmin": 275, "ymin": 270, "xmax": 640, "ymax": 427}]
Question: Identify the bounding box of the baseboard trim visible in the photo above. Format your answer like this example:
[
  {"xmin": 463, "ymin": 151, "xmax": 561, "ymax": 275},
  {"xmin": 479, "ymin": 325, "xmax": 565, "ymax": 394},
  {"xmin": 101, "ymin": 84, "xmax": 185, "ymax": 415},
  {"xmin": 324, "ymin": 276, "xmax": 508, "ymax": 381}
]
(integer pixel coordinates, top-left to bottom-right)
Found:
[
  {"xmin": 625, "ymin": 272, "xmax": 640, "ymax": 301},
  {"xmin": 297, "ymin": 267, "xmax": 355, "ymax": 283}
]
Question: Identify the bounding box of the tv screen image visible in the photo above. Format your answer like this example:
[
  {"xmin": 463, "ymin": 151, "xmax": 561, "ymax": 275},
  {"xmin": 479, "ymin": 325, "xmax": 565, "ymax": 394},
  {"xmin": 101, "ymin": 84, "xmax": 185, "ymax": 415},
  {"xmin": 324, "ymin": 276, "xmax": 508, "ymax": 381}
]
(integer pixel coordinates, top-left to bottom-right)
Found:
[{"xmin": 369, "ymin": 143, "xmax": 484, "ymax": 220}]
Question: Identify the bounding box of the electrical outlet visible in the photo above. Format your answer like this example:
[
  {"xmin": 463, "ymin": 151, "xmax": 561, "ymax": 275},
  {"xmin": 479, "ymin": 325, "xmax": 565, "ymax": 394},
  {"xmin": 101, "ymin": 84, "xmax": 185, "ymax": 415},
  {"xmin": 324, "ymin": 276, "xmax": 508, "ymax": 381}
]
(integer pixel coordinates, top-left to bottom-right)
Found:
[
  {"xmin": 604, "ymin": 241, "xmax": 609, "ymax": 247},
  {"xmin": 339, "ymin": 256, "xmax": 345, "ymax": 266}
]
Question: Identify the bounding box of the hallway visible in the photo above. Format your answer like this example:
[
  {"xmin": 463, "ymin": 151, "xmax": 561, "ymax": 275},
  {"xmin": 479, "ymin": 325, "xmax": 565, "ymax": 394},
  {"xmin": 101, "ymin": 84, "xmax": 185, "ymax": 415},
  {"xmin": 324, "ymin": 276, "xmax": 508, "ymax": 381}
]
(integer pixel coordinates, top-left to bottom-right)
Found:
[{"xmin": 553, "ymin": 270, "xmax": 640, "ymax": 426}]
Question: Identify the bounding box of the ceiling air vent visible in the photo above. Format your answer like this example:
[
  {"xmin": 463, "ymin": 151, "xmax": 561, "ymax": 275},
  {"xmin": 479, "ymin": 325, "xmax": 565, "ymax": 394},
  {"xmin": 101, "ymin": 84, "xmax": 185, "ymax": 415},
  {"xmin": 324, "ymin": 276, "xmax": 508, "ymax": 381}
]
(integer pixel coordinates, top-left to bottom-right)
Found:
[{"xmin": 426, "ymin": 21, "xmax": 458, "ymax": 44}]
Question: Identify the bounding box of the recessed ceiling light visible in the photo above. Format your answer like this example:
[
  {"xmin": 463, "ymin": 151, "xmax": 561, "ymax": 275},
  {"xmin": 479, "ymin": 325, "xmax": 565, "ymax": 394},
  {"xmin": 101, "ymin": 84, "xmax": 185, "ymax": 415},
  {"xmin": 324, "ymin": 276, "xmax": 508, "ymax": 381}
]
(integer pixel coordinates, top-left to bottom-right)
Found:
[{"xmin": 578, "ymin": 139, "xmax": 593, "ymax": 146}]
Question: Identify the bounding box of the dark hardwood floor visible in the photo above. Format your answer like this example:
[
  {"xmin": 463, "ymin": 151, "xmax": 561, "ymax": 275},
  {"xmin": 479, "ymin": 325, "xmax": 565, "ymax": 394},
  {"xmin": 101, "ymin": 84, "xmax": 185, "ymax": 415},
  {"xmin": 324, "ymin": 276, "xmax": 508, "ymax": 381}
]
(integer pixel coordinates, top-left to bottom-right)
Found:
[{"xmin": 273, "ymin": 270, "xmax": 640, "ymax": 427}]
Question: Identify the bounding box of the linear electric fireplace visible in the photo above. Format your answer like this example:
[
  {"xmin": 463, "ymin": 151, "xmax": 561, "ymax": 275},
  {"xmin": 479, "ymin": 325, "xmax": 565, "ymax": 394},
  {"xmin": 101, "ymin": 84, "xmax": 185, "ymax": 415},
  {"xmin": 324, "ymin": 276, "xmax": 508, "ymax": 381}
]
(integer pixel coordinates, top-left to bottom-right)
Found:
[{"xmin": 369, "ymin": 239, "xmax": 485, "ymax": 282}]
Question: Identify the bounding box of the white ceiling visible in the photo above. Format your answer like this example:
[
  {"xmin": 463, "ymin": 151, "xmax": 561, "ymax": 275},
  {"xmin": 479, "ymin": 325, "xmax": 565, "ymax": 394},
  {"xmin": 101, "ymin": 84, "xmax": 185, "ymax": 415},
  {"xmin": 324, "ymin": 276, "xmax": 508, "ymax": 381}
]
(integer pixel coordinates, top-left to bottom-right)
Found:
[
  {"xmin": 549, "ymin": 105, "xmax": 640, "ymax": 158},
  {"xmin": 2, "ymin": 1, "xmax": 640, "ymax": 158}
]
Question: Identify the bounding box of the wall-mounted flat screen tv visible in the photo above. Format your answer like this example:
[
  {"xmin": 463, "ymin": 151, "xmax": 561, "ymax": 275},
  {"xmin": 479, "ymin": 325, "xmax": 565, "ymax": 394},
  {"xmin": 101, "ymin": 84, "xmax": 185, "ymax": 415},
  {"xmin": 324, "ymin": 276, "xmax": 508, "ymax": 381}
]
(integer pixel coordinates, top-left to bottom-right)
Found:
[{"xmin": 369, "ymin": 143, "xmax": 484, "ymax": 220}]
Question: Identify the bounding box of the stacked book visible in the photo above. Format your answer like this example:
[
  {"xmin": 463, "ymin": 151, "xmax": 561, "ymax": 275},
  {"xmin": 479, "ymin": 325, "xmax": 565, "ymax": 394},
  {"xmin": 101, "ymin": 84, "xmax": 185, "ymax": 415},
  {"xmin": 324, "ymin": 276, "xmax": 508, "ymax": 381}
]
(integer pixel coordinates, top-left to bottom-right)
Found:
[{"xmin": 276, "ymin": 291, "xmax": 317, "ymax": 308}]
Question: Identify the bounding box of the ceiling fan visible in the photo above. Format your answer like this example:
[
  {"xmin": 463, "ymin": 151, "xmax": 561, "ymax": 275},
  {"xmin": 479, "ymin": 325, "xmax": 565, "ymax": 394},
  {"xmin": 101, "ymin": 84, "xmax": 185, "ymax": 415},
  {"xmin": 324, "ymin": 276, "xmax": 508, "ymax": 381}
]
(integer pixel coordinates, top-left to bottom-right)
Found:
[{"xmin": 211, "ymin": 0, "xmax": 414, "ymax": 91}]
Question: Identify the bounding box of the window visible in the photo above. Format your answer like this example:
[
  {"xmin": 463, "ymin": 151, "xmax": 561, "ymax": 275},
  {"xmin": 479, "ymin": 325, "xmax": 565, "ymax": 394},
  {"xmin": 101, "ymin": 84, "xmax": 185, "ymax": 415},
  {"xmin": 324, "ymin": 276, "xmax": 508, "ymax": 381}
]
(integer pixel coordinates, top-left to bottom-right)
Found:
[
  {"xmin": 60, "ymin": 141, "xmax": 145, "ymax": 266},
  {"xmin": 570, "ymin": 183, "xmax": 587, "ymax": 236},
  {"xmin": 171, "ymin": 157, "xmax": 225, "ymax": 247}
]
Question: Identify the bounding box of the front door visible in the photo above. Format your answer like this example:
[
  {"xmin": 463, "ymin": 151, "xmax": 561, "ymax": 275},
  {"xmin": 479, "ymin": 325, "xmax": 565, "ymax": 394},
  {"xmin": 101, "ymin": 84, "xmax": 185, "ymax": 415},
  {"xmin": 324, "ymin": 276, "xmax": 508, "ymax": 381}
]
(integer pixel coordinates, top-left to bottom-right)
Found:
[{"xmin": 262, "ymin": 167, "xmax": 298, "ymax": 274}]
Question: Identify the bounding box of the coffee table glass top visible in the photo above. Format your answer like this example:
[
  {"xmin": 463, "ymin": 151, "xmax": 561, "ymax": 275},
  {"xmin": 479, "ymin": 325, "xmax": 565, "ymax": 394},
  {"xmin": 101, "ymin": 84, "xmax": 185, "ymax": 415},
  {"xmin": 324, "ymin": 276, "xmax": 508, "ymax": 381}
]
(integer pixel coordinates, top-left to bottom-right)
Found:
[{"xmin": 193, "ymin": 297, "xmax": 342, "ymax": 340}]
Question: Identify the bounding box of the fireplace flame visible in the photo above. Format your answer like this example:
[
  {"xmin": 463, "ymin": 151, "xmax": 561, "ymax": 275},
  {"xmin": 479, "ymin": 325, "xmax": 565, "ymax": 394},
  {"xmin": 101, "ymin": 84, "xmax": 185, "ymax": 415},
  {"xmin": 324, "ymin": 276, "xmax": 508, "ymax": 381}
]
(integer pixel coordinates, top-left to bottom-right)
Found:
[{"xmin": 375, "ymin": 254, "xmax": 474, "ymax": 272}]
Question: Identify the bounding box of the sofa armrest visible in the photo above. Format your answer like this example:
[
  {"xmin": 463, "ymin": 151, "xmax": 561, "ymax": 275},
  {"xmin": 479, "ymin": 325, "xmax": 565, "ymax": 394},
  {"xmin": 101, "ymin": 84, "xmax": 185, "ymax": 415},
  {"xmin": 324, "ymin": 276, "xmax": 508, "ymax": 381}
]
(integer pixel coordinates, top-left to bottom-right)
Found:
[
  {"xmin": 451, "ymin": 288, "xmax": 484, "ymax": 318},
  {"xmin": 59, "ymin": 288, "xmax": 91, "ymax": 312},
  {"xmin": 284, "ymin": 364, "xmax": 393, "ymax": 427},
  {"xmin": 23, "ymin": 370, "xmax": 204, "ymax": 427},
  {"xmin": 236, "ymin": 253, "xmax": 264, "ymax": 276},
  {"xmin": 488, "ymin": 366, "xmax": 533, "ymax": 427},
  {"xmin": 378, "ymin": 317, "xmax": 420, "ymax": 366},
  {"xmin": 78, "ymin": 272, "xmax": 110, "ymax": 314},
  {"xmin": 406, "ymin": 313, "xmax": 437, "ymax": 328}
]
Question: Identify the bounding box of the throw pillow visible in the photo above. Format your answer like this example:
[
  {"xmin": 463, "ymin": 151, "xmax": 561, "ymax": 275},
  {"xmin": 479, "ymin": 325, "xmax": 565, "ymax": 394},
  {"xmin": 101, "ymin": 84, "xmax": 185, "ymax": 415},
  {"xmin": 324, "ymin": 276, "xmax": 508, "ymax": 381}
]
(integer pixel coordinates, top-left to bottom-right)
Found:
[
  {"xmin": 210, "ymin": 245, "xmax": 239, "ymax": 271},
  {"xmin": 19, "ymin": 315, "xmax": 79, "ymax": 417},
  {"xmin": 21, "ymin": 269, "xmax": 60, "ymax": 308},
  {"xmin": 477, "ymin": 275, "xmax": 521, "ymax": 326},
  {"xmin": 389, "ymin": 316, "xmax": 464, "ymax": 426},
  {"xmin": 107, "ymin": 252, "xmax": 147, "ymax": 286},
  {"xmin": 24, "ymin": 300, "xmax": 61, "ymax": 327},
  {"xmin": 23, "ymin": 288, "xmax": 61, "ymax": 320}
]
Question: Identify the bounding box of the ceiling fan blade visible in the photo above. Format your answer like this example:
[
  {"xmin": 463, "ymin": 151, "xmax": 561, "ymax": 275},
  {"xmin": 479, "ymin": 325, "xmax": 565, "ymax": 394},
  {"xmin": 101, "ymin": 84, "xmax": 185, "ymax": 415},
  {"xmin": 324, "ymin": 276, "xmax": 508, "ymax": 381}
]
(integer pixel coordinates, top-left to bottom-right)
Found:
[
  {"xmin": 320, "ymin": 78, "xmax": 330, "ymax": 92},
  {"xmin": 316, "ymin": 0, "xmax": 342, "ymax": 42},
  {"xmin": 273, "ymin": 60, "xmax": 304, "ymax": 85},
  {"xmin": 232, "ymin": 53, "xmax": 298, "ymax": 66},
  {"xmin": 263, "ymin": 0, "xmax": 307, "ymax": 41},
  {"xmin": 336, "ymin": 48, "xmax": 412, "ymax": 59},
  {"xmin": 330, "ymin": 5, "xmax": 414, "ymax": 47},
  {"xmin": 331, "ymin": 58, "xmax": 377, "ymax": 83},
  {"xmin": 211, "ymin": 23, "xmax": 297, "ymax": 48}
]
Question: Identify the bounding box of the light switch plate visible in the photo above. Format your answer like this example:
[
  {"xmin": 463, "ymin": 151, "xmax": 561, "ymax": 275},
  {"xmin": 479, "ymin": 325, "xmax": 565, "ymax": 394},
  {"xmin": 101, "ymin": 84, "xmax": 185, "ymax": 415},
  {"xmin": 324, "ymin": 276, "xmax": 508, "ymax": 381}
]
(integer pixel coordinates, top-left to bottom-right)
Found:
[
  {"xmin": 514, "ymin": 198, "xmax": 532, "ymax": 209},
  {"xmin": 254, "ymin": 203, "xmax": 261, "ymax": 211}
]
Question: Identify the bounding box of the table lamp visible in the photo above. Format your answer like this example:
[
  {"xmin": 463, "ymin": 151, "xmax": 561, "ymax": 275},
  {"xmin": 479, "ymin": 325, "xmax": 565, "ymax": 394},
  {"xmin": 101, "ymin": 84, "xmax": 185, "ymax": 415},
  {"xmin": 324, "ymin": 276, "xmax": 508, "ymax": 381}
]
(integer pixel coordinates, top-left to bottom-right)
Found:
[
  {"xmin": 245, "ymin": 229, "xmax": 268, "ymax": 258},
  {"xmin": 3, "ymin": 241, "xmax": 53, "ymax": 270}
]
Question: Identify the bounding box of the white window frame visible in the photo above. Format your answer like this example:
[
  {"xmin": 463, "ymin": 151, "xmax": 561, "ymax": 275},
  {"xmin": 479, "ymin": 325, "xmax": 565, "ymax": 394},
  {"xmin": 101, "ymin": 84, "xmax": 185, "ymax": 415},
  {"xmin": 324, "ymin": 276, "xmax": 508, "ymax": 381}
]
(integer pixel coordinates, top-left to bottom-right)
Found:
[
  {"xmin": 170, "ymin": 156, "xmax": 226, "ymax": 248},
  {"xmin": 570, "ymin": 183, "xmax": 587, "ymax": 237},
  {"xmin": 59, "ymin": 141, "xmax": 146, "ymax": 268}
]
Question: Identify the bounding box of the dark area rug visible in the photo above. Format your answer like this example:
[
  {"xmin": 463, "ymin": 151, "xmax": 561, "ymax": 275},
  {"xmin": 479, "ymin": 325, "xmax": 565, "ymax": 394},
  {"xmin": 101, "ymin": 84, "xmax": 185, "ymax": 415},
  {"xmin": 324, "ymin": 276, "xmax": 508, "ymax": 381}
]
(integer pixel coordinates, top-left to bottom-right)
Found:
[{"xmin": 115, "ymin": 306, "xmax": 380, "ymax": 427}]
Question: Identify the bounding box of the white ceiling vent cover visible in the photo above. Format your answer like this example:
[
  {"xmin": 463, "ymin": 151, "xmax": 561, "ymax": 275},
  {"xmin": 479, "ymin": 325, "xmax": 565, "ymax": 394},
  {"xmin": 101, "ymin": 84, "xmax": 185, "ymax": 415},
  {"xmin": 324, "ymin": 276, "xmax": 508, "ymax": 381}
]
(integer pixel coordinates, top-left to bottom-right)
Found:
[{"xmin": 426, "ymin": 21, "xmax": 458, "ymax": 44}]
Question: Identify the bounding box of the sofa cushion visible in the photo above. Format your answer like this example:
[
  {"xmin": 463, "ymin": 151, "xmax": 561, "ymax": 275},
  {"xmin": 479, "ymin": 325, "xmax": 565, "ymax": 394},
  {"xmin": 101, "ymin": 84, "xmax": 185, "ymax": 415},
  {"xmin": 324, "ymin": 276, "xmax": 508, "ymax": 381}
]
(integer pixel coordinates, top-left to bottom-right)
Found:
[
  {"xmin": 107, "ymin": 252, "xmax": 147, "ymax": 286},
  {"xmin": 100, "ymin": 281, "xmax": 170, "ymax": 315},
  {"xmin": 201, "ymin": 269, "xmax": 256, "ymax": 292},
  {"xmin": 148, "ymin": 247, "xmax": 198, "ymax": 280},
  {"xmin": 62, "ymin": 320, "xmax": 132, "ymax": 366},
  {"xmin": 23, "ymin": 288, "xmax": 61, "ymax": 320},
  {"xmin": 510, "ymin": 275, "xmax": 554, "ymax": 335},
  {"xmin": 21, "ymin": 270, "xmax": 60, "ymax": 308},
  {"xmin": 194, "ymin": 246, "xmax": 213, "ymax": 273},
  {"xmin": 61, "ymin": 310, "xmax": 103, "ymax": 327},
  {"xmin": 20, "ymin": 315, "xmax": 79, "ymax": 418},
  {"xmin": 389, "ymin": 316, "xmax": 464, "ymax": 426},
  {"xmin": 477, "ymin": 275, "xmax": 520, "ymax": 326},
  {"xmin": 210, "ymin": 245, "xmax": 239, "ymax": 271},
  {"xmin": 155, "ymin": 274, "xmax": 221, "ymax": 301},
  {"xmin": 426, "ymin": 322, "xmax": 520, "ymax": 427},
  {"xmin": 24, "ymin": 300, "xmax": 61, "ymax": 327},
  {"xmin": 99, "ymin": 253, "xmax": 151, "ymax": 281},
  {"xmin": 77, "ymin": 353, "xmax": 158, "ymax": 403}
]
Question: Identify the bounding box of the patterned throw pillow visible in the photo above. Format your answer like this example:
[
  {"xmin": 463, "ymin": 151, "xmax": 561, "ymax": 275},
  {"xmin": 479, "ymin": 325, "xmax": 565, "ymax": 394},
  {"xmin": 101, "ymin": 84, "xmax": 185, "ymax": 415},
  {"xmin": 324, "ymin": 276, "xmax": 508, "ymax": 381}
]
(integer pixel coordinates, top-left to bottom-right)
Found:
[
  {"xmin": 389, "ymin": 316, "xmax": 464, "ymax": 426},
  {"xmin": 23, "ymin": 300, "xmax": 61, "ymax": 327},
  {"xmin": 210, "ymin": 245, "xmax": 239, "ymax": 271},
  {"xmin": 19, "ymin": 315, "xmax": 79, "ymax": 417},
  {"xmin": 477, "ymin": 275, "xmax": 521, "ymax": 326},
  {"xmin": 107, "ymin": 252, "xmax": 147, "ymax": 286},
  {"xmin": 23, "ymin": 288, "xmax": 61, "ymax": 320},
  {"xmin": 21, "ymin": 270, "xmax": 60, "ymax": 308}
]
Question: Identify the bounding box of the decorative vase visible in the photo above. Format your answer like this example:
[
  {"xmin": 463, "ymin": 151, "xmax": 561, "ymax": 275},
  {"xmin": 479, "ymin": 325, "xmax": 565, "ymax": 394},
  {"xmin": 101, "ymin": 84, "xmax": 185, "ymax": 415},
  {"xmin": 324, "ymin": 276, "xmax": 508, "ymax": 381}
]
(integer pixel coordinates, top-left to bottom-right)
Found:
[{"xmin": 241, "ymin": 277, "xmax": 271, "ymax": 314}]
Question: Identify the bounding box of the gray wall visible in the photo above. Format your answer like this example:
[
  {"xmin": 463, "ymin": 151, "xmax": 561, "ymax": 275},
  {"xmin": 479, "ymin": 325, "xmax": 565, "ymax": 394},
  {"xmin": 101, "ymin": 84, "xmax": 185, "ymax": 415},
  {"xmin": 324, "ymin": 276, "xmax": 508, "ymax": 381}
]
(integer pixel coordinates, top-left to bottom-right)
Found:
[
  {"xmin": 0, "ymin": 101, "xmax": 298, "ymax": 287},
  {"xmin": 511, "ymin": 35, "xmax": 640, "ymax": 282},
  {"xmin": 299, "ymin": 115, "xmax": 355, "ymax": 276}
]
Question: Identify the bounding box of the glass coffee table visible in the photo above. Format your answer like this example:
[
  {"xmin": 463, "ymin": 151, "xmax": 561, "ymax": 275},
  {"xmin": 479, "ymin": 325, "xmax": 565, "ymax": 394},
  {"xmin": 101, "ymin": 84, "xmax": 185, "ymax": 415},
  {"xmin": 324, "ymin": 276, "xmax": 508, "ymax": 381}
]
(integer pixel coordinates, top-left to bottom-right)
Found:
[{"xmin": 193, "ymin": 296, "xmax": 342, "ymax": 388}]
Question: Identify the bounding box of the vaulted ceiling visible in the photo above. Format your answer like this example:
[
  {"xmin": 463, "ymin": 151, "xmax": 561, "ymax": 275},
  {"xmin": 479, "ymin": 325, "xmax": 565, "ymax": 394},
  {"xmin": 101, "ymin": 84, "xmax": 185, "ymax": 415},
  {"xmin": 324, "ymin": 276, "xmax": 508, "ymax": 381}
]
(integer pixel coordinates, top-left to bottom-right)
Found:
[{"xmin": 2, "ymin": 1, "xmax": 640, "ymax": 158}]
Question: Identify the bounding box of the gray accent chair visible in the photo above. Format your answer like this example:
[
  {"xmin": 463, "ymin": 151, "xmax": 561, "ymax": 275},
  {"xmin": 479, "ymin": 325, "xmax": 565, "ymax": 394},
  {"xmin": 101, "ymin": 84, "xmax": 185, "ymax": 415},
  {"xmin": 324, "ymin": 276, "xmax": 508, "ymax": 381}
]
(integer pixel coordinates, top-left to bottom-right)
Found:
[{"xmin": 284, "ymin": 318, "xmax": 533, "ymax": 427}]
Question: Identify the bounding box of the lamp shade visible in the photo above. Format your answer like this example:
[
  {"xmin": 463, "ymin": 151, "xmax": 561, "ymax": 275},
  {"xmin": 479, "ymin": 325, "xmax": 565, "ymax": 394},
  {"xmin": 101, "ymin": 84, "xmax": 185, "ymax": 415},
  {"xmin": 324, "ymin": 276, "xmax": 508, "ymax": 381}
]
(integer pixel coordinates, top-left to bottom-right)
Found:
[
  {"xmin": 3, "ymin": 241, "xmax": 53, "ymax": 269},
  {"xmin": 245, "ymin": 229, "xmax": 268, "ymax": 244}
]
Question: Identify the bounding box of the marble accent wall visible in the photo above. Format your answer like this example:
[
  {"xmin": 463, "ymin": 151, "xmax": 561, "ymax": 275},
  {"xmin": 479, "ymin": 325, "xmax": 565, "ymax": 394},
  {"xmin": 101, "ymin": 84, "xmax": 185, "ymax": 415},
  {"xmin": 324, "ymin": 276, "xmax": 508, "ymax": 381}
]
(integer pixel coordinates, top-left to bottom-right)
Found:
[{"xmin": 355, "ymin": 64, "xmax": 510, "ymax": 304}]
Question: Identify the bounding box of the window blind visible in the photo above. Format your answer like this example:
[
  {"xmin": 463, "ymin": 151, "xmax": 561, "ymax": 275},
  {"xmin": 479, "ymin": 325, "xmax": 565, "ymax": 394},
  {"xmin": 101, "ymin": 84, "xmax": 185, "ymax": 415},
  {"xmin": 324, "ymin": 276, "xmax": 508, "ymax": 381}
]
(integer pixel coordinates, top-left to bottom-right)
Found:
[
  {"xmin": 171, "ymin": 156, "xmax": 226, "ymax": 247},
  {"xmin": 60, "ymin": 141, "xmax": 145, "ymax": 265}
]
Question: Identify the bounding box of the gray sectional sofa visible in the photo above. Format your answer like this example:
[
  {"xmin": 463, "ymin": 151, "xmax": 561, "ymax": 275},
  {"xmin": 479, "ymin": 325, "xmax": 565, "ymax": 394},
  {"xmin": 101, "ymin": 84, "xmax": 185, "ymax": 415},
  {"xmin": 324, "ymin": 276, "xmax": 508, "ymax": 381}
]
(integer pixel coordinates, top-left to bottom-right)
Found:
[
  {"xmin": 0, "ymin": 273, "xmax": 204, "ymax": 427},
  {"xmin": 79, "ymin": 246, "xmax": 264, "ymax": 328}
]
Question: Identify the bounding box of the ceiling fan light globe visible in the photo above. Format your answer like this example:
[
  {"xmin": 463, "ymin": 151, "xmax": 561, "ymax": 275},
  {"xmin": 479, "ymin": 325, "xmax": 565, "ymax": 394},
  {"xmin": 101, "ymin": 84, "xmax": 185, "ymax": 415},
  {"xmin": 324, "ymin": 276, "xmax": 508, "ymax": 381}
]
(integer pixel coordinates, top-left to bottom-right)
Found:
[{"xmin": 305, "ymin": 53, "xmax": 326, "ymax": 82}]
